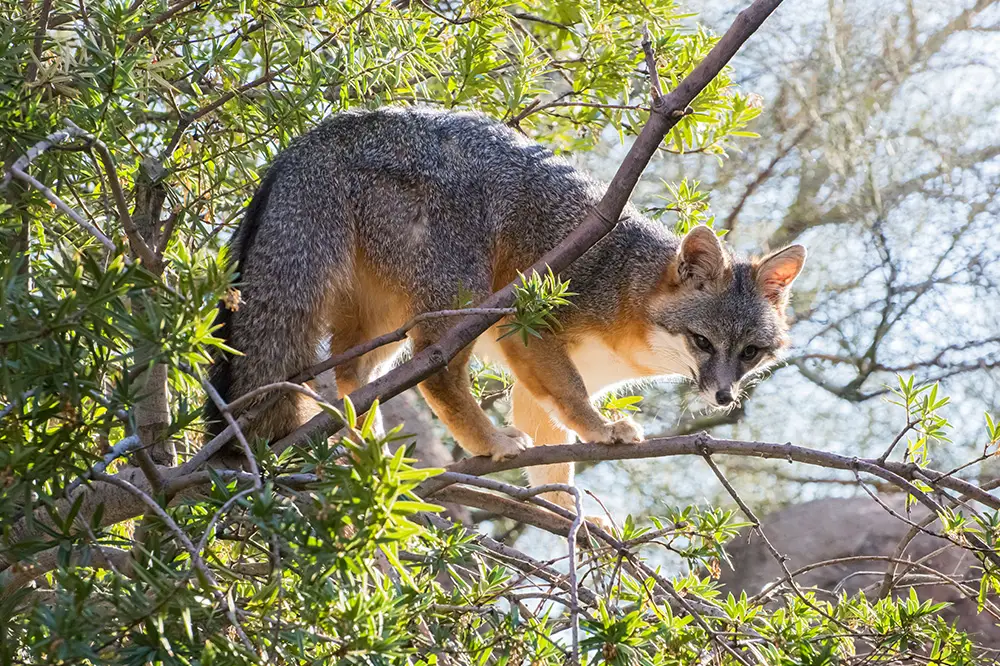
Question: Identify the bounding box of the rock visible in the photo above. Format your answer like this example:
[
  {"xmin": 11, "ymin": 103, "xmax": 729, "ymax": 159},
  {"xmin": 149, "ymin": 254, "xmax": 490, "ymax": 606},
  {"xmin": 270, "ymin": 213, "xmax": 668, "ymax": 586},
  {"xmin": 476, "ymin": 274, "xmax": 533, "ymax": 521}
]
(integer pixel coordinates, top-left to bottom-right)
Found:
[{"xmin": 718, "ymin": 496, "xmax": 1000, "ymax": 647}]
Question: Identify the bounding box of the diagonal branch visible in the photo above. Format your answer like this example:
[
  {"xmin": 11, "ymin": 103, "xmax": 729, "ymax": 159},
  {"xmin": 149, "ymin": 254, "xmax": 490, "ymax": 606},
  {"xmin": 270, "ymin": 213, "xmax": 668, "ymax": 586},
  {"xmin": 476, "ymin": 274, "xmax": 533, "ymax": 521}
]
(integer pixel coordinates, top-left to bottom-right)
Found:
[
  {"xmin": 4, "ymin": 139, "xmax": 118, "ymax": 254},
  {"xmin": 270, "ymin": 0, "xmax": 788, "ymax": 457}
]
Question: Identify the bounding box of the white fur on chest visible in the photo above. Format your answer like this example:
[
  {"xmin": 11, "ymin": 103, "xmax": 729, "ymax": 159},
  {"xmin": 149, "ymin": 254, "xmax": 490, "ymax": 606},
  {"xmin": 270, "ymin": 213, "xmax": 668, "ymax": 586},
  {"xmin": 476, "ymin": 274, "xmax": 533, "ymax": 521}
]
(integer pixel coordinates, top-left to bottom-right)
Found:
[
  {"xmin": 569, "ymin": 337, "xmax": 640, "ymax": 395},
  {"xmin": 571, "ymin": 330, "xmax": 696, "ymax": 396},
  {"xmin": 473, "ymin": 328, "xmax": 696, "ymax": 398}
]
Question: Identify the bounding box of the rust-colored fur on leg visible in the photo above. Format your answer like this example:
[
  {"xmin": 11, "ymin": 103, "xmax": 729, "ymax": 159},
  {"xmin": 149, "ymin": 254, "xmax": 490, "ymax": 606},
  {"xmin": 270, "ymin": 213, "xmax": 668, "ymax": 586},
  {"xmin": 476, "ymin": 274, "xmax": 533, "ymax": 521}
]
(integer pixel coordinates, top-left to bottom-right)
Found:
[
  {"xmin": 510, "ymin": 383, "xmax": 575, "ymax": 509},
  {"xmin": 312, "ymin": 259, "xmax": 411, "ymax": 433},
  {"xmin": 412, "ymin": 338, "xmax": 531, "ymax": 461},
  {"xmin": 500, "ymin": 334, "xmax": 643, "ymax": 511},
  {"xmin": 499, "ymin": 335, "xmax": 643, "ymax": 443}
]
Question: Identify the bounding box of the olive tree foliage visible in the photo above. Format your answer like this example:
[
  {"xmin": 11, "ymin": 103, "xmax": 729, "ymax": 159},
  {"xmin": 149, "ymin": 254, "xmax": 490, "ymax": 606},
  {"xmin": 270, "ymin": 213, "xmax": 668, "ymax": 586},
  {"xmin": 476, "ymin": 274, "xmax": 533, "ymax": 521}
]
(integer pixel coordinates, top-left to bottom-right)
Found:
[{"xmin": 0, "ymin": 0, "xmax": 998, "ymax": 664}]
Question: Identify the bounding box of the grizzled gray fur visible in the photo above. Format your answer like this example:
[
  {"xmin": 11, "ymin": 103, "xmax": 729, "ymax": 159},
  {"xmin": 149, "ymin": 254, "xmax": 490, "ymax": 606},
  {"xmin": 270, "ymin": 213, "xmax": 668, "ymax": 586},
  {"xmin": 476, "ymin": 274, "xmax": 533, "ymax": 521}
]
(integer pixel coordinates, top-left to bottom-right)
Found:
[{"xmin": 206, "ymin": 107, "xmax": 806, "ymax": 508}]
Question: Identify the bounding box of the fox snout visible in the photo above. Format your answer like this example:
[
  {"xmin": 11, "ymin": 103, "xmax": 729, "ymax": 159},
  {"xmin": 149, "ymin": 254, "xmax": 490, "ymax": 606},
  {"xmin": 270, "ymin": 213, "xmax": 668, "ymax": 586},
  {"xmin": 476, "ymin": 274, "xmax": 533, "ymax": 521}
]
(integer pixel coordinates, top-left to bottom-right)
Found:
[{"xmin": 698, "ymin": 355, "xmax": 744, "ymax": 408}]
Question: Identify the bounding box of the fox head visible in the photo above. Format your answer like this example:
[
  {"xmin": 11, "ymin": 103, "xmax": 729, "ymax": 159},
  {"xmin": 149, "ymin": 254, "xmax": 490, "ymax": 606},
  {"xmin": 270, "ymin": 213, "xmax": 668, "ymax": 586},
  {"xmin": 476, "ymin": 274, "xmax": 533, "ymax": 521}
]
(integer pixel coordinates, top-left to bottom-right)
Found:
[{"xmin": 645, "ymin": 226, "xmax": 807, "ymax": 409}]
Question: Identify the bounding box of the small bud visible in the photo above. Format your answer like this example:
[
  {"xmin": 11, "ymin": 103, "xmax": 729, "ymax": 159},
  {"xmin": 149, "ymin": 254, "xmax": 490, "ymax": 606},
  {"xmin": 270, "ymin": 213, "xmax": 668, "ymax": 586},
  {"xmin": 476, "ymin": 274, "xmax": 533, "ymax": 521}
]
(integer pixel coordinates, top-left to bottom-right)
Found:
[{"xmin": 223, "ymin": 287, "xmax": 243, "ymax": 312}]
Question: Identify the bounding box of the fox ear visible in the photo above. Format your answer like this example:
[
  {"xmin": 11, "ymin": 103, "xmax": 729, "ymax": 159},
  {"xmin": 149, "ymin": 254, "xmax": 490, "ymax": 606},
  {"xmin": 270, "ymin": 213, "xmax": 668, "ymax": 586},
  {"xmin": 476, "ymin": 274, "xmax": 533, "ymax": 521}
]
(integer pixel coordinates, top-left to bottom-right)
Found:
[
  {"xmin": 677, "ymin": 225, "xmax": 726, "ymax": 285},
  {"xmin": 755, "ymin": 245, "xmax": 807, "ymax": 306}
]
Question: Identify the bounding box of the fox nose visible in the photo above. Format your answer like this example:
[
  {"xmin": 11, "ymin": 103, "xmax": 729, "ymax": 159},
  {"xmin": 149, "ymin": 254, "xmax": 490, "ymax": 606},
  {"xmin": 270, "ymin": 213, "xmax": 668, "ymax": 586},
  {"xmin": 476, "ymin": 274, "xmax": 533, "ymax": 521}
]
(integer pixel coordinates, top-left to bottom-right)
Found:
[{"xmin": 715, "ymin": 389, "xmax": 733, "ymax": 406}]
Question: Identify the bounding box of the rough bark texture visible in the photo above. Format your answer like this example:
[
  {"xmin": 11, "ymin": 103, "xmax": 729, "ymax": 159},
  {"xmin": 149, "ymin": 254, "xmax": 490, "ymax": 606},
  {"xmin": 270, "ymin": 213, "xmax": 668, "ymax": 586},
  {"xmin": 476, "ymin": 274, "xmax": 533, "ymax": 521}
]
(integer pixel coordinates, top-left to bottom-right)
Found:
[{"xmin": 131, "ymin": 159, "xmax": 172, "ymax": 464}]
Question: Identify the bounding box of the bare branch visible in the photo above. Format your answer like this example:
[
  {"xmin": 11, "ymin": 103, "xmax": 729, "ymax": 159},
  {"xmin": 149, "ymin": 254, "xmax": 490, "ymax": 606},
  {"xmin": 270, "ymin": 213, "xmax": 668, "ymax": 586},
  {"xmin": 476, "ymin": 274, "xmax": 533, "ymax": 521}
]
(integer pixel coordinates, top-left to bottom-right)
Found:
[
  {"xmin": 425, "ymin": 473, "xmax": 751, "ymax": 665},
  {"xmin": 641, "ymin": 25, "xmax": 663, "ymax": 101},
  {"xmin": 418, "ymin": 433, "xmax": 1000, "ymax": 513},
  {"xmin": 5, "ymin": 151, "xmax": 118, "ymax": 254},
  {"xmin": 722, "ymin": 123, "xmax": 811, "ymax": 233},
  {"xmin": 202, "ymin": 376, "xmax": 262, "ymax": 488},
  {"xmin": 227, "ymin": 381, "xmax": 324, "ymax": 415},
  {"xmin": 24, "ymin": 0, "xmax": 52, "ymax": 83},
  {"xmin": 63, "ymin": 434, "xmax": 143, "ymax": 497},
  {"xmin": 291, "ymin": 308, "xmax": 516, "ymax": 385},
  {"xmin": 127, "ymin": 0, "xmax": 200, "ymax": 46},
  {"xmin": 425, "ymin": 473, "xmax": 584, "ymax": 660},
  {"xmin": 1, "ymin": 545, "xmax": 131, "ymax": 603}
]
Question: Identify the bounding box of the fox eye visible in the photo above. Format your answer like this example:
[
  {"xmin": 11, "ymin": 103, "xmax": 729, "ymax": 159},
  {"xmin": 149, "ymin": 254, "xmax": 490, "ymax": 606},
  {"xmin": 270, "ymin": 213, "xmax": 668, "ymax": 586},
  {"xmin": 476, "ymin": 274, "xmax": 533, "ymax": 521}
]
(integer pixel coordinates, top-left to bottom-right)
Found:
[
  {"xmin": 741, "ymin": 345, "xmax": 759, "ymax": 361},
  {"xmin": 692, "ymin": 334, "xmax": 714, "ymax": 354}
]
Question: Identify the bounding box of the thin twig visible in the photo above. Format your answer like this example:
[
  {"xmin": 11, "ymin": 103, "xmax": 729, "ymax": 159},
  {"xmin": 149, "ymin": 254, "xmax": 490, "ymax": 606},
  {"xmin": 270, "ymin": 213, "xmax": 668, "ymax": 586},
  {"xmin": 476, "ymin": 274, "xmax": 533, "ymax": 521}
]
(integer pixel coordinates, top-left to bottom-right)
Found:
[
  {"xmin": 227, "ymin": 381, "xmax": 324, "ymax": 414},
  {"xmin": 7, "ymin": 165, "xmax": 118, "ymax": 253},
  {"xmin": 291, "ymin": 308, "xmax": 515, "ymax": 384},
  {"xmin": 429, "ymin": 474, "xmax": 583, "ymax": 661},
  {"xmin": 196, "ymin": 488, "xmax": 256, "ymax": 554},
  {"xmin": 701, "ymin": 453, "xmax": 789, "ymax": 573},
  {"xmin": 92, "ymin": 472, "xmax": 255, "ymax": 653},
  {"xmin": 701, "ymin": 451, "xmax": 848, "ymax": 636},
  {"xmin": 64, "ymin": 434, "xmax": 143, "ymax": 497},
  {"xmin": 162, "ymin": 1, "xmax": 376, "ymax": 157},
  {"xmin": 2, "ymin": 124, "xmax": 124, "ymax": 255},
  {"xmin": 202, "ymin": 377, "xmax": 262, "ymax": 487},
  {"xmin": 62, "ymin": 119, "xmax": 160, "ymax": 269},
  {"xmin": 641, "ymin": 25, "xmax": 663, "ymax": 101},
  {"xmin": 0, "ymin": 388, "xmax": 37, "ymax": 420},
  {"xmin": 414, "ymin": 0, "xmax": 476, "ymax": 24},
  {"xmin": 425, "ymin": 473, "xmax": 748, "ymax": 664},
  {"xmin": 128, "ymin": 0, "xmax": 201, "ymax": 45},
  {"xmin": 852, "ymin": 469, "xmax": 1000, "ymax": 566}
]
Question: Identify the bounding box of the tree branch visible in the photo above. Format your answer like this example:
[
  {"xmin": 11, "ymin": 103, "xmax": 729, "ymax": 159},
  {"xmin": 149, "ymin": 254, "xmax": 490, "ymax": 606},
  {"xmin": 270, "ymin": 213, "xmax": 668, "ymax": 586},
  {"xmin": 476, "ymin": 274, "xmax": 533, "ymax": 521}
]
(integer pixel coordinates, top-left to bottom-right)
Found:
[
  {"xmin": 270, "ymin": 0, "xmax": 788, "ymax": 457},
  {"xmin": 61, "ymin": 120, "xmax": 160, "ymax": 269},
  {"xmin": 2, "ymin": 125, "xmax": 119, "ymax": 254},
  {"xmin": 417, "ymin": 433, "xmax": 1000, "ymax": 513},
  {"xmin": 24, "ymin": 0, "xmax": 52, "ymax": 83}
]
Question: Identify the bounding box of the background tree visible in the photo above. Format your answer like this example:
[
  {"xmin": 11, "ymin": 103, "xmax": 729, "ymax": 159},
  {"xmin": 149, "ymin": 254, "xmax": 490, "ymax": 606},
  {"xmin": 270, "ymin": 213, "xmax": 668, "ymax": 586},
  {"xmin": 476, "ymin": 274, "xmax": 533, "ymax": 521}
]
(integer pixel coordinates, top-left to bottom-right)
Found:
[{"xmin": 2, "ymin": 0, "xmax": 999, "ymax": 664}]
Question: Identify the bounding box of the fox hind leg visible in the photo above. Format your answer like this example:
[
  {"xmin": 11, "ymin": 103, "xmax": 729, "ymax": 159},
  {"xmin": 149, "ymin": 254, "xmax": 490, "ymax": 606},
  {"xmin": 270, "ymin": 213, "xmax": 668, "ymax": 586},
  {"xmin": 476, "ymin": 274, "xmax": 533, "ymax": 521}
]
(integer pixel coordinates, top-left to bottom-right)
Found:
[
  {"xmin": 317, "ymin": 298, "xmax": 407, "ymax": 439},
  {"xmin": 510, "ymin": 382, "xmax": 575, "ymax": 506}
]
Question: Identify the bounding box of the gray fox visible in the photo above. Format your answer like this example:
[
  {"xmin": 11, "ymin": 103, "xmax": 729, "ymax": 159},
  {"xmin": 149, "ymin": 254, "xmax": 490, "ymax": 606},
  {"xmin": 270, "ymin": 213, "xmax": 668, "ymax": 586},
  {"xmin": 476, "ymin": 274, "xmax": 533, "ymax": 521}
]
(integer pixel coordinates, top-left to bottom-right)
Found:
[{"xmin": 206, "ymin": 106, "xmax": 806, "ymax": 512}]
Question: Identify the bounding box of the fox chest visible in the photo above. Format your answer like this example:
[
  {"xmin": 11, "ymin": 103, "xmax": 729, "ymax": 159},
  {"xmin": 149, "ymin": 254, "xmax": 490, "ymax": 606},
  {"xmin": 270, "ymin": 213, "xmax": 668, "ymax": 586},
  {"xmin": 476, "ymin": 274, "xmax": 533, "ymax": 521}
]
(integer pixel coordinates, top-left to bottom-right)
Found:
[
  {"xmin": 568, "ymin": 337, "xmax": 643, "ymax": 395},
  {"xmin": 473, "ymin": 331, "xmax": 635, "ymax": 396}
]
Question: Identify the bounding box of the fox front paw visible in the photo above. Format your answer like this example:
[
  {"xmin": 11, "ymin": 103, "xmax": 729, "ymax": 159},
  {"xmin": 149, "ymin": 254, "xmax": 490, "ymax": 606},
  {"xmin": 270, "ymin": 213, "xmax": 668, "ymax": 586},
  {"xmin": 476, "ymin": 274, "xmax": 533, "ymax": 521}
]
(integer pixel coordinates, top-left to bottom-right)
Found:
[
  {"xmin": 592, "ymin": 418, "xmax": 644, "ymax": 445},
  {"xmin": 487, "ymin": 426, "xmax": 533, "ymax": 461}
]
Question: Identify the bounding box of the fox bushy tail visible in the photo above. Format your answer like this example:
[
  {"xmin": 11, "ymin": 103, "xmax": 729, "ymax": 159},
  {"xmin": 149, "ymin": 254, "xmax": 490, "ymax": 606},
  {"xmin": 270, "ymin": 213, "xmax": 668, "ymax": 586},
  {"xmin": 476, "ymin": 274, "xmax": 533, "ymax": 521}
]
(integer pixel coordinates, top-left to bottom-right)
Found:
[{"xmin": 203, "ymin": 168, "xmax": 278, "ymax": 438}]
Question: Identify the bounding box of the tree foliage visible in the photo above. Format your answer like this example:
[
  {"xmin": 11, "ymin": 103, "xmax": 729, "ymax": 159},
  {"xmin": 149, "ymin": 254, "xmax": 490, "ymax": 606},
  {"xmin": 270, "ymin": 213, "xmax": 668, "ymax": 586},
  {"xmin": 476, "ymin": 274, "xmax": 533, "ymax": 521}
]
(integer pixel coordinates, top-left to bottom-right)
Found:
[{"xmin": 2, "ymin": 0, "xmax": 999, "ymax": 664}]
